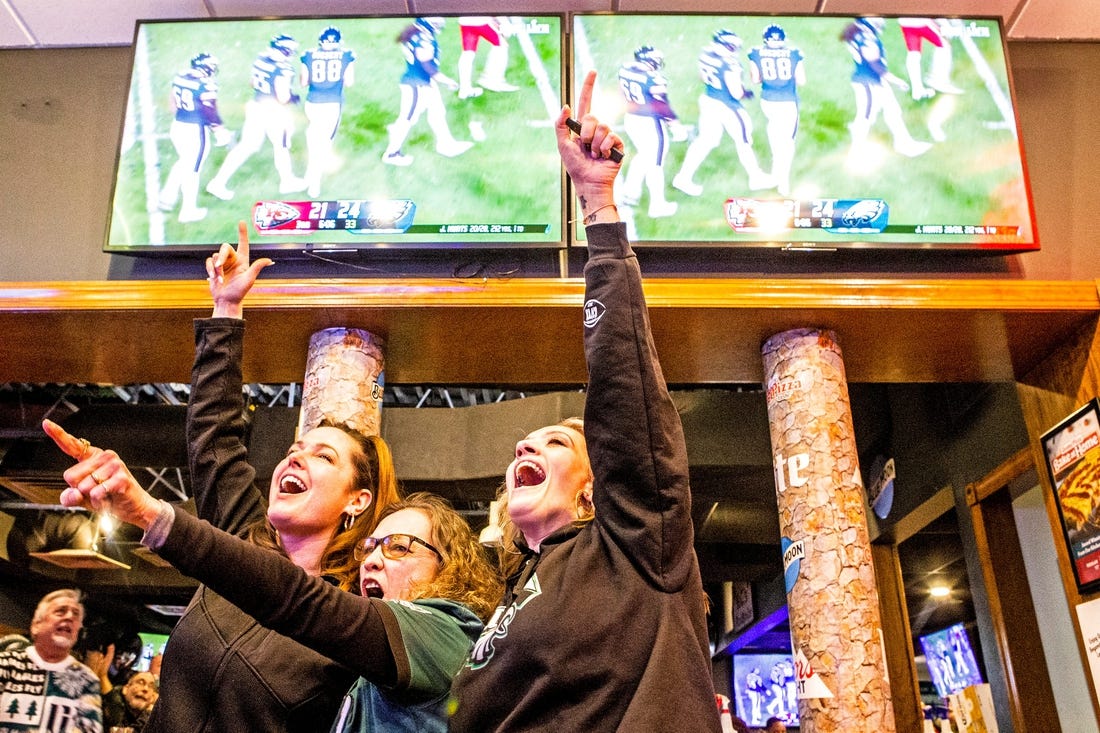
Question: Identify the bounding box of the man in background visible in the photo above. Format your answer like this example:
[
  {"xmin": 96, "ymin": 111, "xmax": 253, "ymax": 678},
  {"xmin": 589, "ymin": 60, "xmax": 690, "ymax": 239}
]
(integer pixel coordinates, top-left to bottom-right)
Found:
[
  {"xmin": 102, "ymin": 670, "xmax": 158, "ymax": 731},
  {"xmin": 0, "ymin": 589, "xmax": 102, "ymax": 732}
]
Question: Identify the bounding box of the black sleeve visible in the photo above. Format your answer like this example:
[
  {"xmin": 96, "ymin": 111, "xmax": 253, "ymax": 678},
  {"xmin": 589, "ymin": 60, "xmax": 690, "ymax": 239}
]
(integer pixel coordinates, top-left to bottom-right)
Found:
[
  {"xmin": 581, "ymin": 223, "xmax": 695, "ymax": 590},
  {"xmin": 186, "ymin": 318, "xmax": 267, "ymax": 535},
  {"xmin": 159, "ymin": 506, "xmax": 398, "ymax": 686}
]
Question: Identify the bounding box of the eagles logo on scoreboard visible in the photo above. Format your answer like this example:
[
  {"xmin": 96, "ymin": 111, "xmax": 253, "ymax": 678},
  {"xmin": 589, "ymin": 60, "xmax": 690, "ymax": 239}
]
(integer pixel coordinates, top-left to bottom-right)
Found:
[{"xmin": 724, "ymin": 198, "xmax": 889, "ymax": 235}]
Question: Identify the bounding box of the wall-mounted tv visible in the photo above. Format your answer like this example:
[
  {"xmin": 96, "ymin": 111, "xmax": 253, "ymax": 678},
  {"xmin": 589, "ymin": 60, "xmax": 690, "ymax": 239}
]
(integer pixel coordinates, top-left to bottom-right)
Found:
[
  {"xmin": 105, "ymin": 15, "xmax": 565, "ymax": 255},
  {"xmin": 918, "ymin": 622, "xmax": 984, "ymax": 697},
  {"xmin": 571, "ymin": 13, "xmax": 1037, "ymax": 253},
  {"xmin": 731, "ymin": 651, "xmax": 800, "ymax": 729}
]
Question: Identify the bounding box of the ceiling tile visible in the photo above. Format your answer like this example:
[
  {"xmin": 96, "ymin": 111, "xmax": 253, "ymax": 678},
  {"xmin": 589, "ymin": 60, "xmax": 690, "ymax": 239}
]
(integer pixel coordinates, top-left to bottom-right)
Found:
[
  {"xmin": 207, "ymin": 0, "xmax": 410, "ymax": 17},
  {"xmin": 1010, "ymin": 0, "xmax": 1100, "ymax": 40},
  {"xmin": 8, "ymin": 0, "xmax": 211, "ymax": 47},
  {"xmin": 0, "ymin": 9, "xmax": 33, "ymax": 47},
  {"xmin": 821, "ymin": 0, "xmax": 1023, "ymax": 24}
]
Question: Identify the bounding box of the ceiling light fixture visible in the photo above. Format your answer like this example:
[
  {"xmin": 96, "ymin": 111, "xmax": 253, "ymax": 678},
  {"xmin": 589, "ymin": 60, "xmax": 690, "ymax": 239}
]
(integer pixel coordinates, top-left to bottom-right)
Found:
[{"xmin": 929, "ymin": 585, "xmax": 951, "ymax": 598}]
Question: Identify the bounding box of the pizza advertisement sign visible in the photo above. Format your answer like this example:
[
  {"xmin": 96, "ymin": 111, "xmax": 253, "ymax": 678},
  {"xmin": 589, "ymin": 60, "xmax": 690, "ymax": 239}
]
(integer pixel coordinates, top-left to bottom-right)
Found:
[{"xmin": 1042, "ymin": 399, "xmax": 1100, "ymax": 592}]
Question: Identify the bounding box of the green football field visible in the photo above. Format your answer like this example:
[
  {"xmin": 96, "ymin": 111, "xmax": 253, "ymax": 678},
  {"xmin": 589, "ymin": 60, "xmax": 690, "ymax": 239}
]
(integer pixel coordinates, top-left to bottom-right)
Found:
[
  {"xmin": 107, "ymin": 16, "xmax": 564, "ymax": 250},
  {"xmin": 572, "ymin": 15, "xmax": 1033, "ymax": 246}
]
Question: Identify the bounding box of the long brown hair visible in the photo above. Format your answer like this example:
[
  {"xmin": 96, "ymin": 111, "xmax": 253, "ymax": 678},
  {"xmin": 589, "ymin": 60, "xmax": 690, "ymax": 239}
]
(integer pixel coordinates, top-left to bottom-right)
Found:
[
  {"xmin": 378, "ymin": 492, "xmax": 504, "ymax": 623},
  {"xmin": 248, "ymin": 423, "xmax": 402, "ymax": 591}
]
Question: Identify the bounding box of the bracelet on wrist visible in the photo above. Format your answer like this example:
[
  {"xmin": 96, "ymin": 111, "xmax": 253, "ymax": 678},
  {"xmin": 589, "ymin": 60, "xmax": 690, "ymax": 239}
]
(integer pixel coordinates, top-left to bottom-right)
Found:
[{"xmin": 583, "ymin": 203, "xmax": 617, "ymax": 225}]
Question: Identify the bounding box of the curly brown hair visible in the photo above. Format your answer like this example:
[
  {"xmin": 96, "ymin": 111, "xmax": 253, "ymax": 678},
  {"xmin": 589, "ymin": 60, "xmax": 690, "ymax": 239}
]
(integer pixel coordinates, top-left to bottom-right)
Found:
[
  {"xmin": 377, "ymin": 492, "xmax": 504, "ymax": 623},
  {"xmin": 248, "ymin": 423, "xmax": 402, "ymax": 592}
]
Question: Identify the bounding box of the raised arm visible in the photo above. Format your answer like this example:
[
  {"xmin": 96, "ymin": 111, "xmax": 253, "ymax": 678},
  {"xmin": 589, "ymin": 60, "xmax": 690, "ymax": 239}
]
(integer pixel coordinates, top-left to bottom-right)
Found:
[
  {"xmin": 46, "ymin": 420, "xmax": 470, "ymax": 700},
  {"xmin": 188, "ymin": 222, "xmax": 274, "ymax": 532},
  {"xmin": 558, "ymin": 72, "xmax": 695, "ymax": 588}
]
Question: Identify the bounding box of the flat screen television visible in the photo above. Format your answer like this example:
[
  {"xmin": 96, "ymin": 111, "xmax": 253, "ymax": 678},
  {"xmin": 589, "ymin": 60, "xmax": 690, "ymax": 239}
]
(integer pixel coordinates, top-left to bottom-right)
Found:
[
  {"xmin": 136, "ymin": 631, "xmax": 169, "ymax": 672},
  {"xmin": 105, "ymin": 15, "xmax": 565, "ymax": 254},
  {"xmin": 731, "ymin": 651, "xmax": 800, "ymax": 728},
  {"xmin": 570, "ymin": 13, "xmax": 1037, "ymax": 253},
  {"xmin": 918, "ymin": 622, "xmax": 984, "ymax": 697}
]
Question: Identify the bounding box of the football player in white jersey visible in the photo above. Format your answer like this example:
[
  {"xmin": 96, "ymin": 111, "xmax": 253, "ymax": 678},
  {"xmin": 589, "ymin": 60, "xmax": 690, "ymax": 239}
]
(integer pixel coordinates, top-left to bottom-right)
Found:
[
  {"xmin": 617, "ymin": 45, "xmax": 685, "ymax": 222},
  {"xmin": 381, "ymin": 18, "xmax": 473, "ymax": 167},
  {"xmin": 159, "ymin": 53, "xmax": 232, "ymax": 222},
  {"xmin": 206, "ymin": 34, "xmax": 307, "ymax": 200},
  {"xmin": 842, "ymin": 17, "xmax": 932, "ymax": 162},
  {"xmin": 299, "ymin": 26, "xmax": 357, "ymax": 198},
  {"xmin": 456, "ymin": 16, "xmax": 518, "ymax": 99},
  {"xmin": 673, "ymin": 30, "xmax": 771, "ymax": 198},
  {"xmin": 747, "ymin": 25, "xmax": 804, "ymax": 196}
]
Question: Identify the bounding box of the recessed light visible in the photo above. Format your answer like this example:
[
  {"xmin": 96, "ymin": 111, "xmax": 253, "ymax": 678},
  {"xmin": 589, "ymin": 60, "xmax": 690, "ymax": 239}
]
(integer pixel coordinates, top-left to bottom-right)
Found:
[{"xmin": 929, "ymin": 585, "xmax": 951, "ymax": 598}]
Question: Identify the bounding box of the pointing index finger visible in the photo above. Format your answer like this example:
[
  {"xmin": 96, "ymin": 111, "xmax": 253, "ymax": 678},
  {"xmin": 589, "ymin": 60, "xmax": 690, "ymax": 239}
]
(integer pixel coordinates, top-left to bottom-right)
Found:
[
  {"xmin": 576, "ymin": 70, "xmax": 596, "ymax": 121},
  {"xmin": 42, "ymin": 419, "xmax": 84, "ymax": 460},
  {"xmin": 236, "ymin": 220, "xmax": 250, "ymax": 262}
]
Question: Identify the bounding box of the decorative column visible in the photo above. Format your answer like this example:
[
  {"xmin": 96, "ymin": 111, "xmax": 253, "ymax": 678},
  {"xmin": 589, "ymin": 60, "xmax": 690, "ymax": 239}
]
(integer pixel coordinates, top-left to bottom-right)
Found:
[
  {"xmin": 761, "ymin": 327, "xmax": 894, "ymax": 733},
  {"xmin": 300, "ymin": 328, "xmax": 385, "ymax": 437}
]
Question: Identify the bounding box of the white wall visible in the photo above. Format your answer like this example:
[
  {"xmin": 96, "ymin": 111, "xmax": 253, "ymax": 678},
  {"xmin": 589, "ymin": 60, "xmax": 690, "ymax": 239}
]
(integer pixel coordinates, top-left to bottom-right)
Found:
[{"xmin": 1014, "ymin": 485, "xmax": 1098, "ymax": 732}]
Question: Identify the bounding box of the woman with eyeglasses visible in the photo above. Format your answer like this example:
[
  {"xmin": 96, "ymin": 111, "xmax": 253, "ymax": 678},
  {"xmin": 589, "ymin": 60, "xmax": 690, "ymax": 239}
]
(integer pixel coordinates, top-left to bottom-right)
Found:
[
  {"xmin": 447, "ymin": 71, "xmax": 722, "ymax": 731},
  {"xmin": 44, "ymin": 219, "xmax": 403, "ymax": 733},
  {"xmin": 44, "ymin": 420, "xmax": 502, "ymax": 732}
]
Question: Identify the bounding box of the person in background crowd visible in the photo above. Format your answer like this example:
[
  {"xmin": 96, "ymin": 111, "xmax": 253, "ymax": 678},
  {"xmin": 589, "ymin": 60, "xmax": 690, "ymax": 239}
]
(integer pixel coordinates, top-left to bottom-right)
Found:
[
  {"xmin": 102, "ymin": 670, "xmax": 159, "ymax": 730},
  {"xmin": 764, "ymin": 715, "xmax": 788, "ymax": 733},
  {"xmin": 44, "ymin": 217, "xmax": 401, "ymax": 732},
  {"xmin": 0, "ymin": 589, "xmax": 102, "ymax": 732},
  {"xmin": 447, "ymin": 70, "xmax": 721, "ymax": 733},
  {"xmin": 49, "ymin": 415, "xmax": 503, "ymax": 732}
]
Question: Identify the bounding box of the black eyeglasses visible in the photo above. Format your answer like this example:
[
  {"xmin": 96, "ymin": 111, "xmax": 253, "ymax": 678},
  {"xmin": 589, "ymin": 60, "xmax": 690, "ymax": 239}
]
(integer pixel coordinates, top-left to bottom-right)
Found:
[{"xmin": 353, "ymin": 533, "xmax": 443, "ymax": 563}]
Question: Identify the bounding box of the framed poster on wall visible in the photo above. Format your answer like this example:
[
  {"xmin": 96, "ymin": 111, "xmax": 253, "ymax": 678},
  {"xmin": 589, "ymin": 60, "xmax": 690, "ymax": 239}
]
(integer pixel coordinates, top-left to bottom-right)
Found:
[{"xmin": 1041, "ymin": 398, "xmax": 1100, "ymax": 593}]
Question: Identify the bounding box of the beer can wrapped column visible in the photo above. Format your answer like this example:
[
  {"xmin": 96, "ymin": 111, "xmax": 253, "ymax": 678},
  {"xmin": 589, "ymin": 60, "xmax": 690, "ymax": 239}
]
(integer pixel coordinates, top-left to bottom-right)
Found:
[
  {"xmin": 300, "ymin": 328, "xmax": 385, "ymax": 437},
  {"xmin": 761, "ymin": 327, "xmax": 894, "ymax": 733}
]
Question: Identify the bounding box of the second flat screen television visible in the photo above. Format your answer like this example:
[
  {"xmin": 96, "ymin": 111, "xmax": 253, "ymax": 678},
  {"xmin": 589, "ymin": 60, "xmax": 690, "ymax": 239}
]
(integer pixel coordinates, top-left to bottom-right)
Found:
[
  {"xmin": 105, "ymin": 15, "xmax": 565, "ymax": 254},
  {"xmin": 571, "ymin": 13, "xmax": 1037, "ymax": 252}
]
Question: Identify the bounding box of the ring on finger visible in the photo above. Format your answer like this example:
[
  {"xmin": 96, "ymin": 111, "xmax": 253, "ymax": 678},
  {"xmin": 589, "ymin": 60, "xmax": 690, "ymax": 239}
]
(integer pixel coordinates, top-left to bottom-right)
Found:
[
  {"xmin": 91, "ymin": 472, "xmax": 104, "ymax": 485},
  {"xmin": 78, "ymin": 438, "xmax": 90, "ymax": 461}
]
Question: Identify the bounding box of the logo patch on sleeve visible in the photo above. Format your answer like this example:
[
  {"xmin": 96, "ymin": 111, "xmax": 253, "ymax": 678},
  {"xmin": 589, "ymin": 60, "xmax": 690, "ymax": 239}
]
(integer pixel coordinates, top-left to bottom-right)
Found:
[{"xmin": 583, "ymin": 299, "xmax": 606, "ymax": 328}]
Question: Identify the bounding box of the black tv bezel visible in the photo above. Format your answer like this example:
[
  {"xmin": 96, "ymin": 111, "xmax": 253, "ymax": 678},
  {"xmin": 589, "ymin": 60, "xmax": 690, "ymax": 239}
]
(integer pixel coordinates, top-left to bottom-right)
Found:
[
  {"xmin": 566, "ymin": 11, "xmax": 1039, "ymax": 255},
  {"xmin": 103, "ymin": 13, "xmax": 569, "ymax": 258}
]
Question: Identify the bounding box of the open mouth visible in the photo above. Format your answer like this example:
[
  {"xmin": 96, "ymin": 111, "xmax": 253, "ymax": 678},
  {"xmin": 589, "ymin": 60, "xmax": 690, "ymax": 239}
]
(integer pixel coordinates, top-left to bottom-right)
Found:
[
  {"xmin": 513, "ymin": 460, "xmax": 546, "ymax": 488},
  {"xmin": 361, "ymin": 580, "xmax": 383, "ymax": 599},
  {"xmin": 279, "ymin": 475, "xmax": 307, "ymax": 495}
]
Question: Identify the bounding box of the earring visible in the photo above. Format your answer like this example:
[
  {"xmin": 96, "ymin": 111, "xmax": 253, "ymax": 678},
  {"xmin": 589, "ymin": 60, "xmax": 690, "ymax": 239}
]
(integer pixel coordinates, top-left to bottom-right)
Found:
[{"xmin": 343, "ymin": 513, "xmax": 356, "ymax": 531}]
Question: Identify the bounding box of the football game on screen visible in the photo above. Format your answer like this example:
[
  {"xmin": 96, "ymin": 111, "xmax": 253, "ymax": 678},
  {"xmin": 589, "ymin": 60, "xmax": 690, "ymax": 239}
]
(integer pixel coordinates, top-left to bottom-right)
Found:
[
  {"xmin": 572, "ymin": 13, "xmax": 1036, "ymax": 252},
  {"xmin": 106, "ymin": 15, "xmax": 565, "ymax": 253}
]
